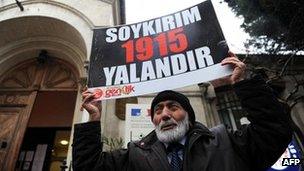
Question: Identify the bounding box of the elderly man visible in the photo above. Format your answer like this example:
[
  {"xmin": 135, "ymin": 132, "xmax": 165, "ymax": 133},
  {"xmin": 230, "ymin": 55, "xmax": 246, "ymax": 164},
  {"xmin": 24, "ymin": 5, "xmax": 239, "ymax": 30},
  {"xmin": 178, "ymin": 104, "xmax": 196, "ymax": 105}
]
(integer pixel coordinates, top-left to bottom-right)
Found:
[{"xmin": 72, "ymin": 52, "xmax": 292, "ymax": 171}]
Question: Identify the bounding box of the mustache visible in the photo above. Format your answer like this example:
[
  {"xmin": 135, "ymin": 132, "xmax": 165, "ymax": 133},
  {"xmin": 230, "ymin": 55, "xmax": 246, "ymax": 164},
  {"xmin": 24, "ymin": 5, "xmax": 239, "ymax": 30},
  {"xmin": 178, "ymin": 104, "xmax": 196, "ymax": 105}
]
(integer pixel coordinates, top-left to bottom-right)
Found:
[
  {"xmin": 155, "ymin": 114, "xmax": 189, "ymax": 143},
  {"xmin": 159, "ymin": 119, "xmax": 178, "ymax": 130}
]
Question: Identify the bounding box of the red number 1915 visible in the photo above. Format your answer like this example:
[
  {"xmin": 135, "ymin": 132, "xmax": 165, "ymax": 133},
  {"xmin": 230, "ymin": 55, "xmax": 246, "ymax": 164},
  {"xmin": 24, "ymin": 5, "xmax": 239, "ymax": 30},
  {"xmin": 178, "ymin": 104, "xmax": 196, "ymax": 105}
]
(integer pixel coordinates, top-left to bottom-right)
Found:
[{"xmin": 121, "ymin": 28, "xmax": 188, "ymax": 63}]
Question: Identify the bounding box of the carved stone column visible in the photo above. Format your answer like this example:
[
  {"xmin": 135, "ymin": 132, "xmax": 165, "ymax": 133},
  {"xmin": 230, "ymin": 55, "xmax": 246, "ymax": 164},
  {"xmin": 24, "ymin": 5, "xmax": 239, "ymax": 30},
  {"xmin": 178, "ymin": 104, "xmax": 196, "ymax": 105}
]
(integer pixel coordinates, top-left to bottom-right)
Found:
[{"xmin": 198, "ymin": 83, "xmax": 221, "ymax": 128}]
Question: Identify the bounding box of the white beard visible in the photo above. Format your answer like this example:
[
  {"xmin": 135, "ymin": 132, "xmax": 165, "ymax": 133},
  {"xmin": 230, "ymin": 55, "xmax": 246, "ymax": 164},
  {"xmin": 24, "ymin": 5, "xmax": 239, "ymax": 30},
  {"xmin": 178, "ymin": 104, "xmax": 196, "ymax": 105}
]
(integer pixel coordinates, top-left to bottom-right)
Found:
[{"xmin": 155, "ymin": 114, "xmax": 189, "ymax": 143}]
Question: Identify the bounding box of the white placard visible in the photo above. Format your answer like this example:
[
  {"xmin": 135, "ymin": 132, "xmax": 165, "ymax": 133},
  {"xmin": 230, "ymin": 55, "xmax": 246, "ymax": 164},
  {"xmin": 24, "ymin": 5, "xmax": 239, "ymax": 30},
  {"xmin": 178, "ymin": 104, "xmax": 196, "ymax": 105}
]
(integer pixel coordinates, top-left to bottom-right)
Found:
[{"xmin": 124, "ymin": 104, "xmax": 155, "ymax": 147}]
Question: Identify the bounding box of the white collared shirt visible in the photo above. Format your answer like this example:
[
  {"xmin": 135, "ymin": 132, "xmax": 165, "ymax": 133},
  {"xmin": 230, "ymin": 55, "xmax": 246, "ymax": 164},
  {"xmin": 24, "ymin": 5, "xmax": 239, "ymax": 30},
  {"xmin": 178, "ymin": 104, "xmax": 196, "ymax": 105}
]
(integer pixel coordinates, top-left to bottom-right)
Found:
[{"xmin": 163, "ymin": 136, "xmax": 186, "ymax": 163}]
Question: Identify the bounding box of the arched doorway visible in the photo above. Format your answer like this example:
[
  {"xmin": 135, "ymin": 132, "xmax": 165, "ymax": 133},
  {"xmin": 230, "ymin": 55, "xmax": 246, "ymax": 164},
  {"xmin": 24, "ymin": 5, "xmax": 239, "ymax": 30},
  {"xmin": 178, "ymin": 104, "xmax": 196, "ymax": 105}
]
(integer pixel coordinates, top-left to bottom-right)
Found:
[
  {"xmin": 0, "ymin": 15, "xmax": 88, "ymax": 170},
  {"xmin": 0, "ymin": 57, "xmax": 79, "ymax": 170}
]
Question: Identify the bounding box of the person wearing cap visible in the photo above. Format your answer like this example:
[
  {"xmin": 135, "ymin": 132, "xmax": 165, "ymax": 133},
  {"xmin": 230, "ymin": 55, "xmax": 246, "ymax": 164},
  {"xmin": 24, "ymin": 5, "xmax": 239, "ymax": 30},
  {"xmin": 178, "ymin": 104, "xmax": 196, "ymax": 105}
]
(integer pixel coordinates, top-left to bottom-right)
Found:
[{"xmin": 73, "ymin": 52, "xmax": 292, "ymax": 171}]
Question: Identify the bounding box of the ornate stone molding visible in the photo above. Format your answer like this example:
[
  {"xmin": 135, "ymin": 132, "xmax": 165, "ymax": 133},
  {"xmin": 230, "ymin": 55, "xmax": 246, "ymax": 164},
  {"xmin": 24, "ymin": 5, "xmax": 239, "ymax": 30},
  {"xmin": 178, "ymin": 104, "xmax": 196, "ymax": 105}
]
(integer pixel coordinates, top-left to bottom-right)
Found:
[
  {"xmin": 41, "ymin": 61, "xmax": 78, "ymax": 90},
  {"xmin": 0, "ymin": 61, "xmax": 40, "ymax": 90},
  {"xmin": 0, "ymin": 0, "xmax": 94, "ymax": 28},
  {"xmin": 0, "ymin": 93, "xmax": 29, "ymax": 106},
  {"xmin": 0, "ymin": 58, "xmax": 79, "ymax": 91}
]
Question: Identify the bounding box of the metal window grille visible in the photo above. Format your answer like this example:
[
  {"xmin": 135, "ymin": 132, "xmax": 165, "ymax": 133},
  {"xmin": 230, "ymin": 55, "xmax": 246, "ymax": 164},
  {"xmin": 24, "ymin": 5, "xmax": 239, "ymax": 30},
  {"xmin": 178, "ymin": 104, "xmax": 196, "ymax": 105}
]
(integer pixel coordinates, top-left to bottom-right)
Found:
[{"xmin": 215, "ymin": 85, "xmax": 248, "ymax": 131}]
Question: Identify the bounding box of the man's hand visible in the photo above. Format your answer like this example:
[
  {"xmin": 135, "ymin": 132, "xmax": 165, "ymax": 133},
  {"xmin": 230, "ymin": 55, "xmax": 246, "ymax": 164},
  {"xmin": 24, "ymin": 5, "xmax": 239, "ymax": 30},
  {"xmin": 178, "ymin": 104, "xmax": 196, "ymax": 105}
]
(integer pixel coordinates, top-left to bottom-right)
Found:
[
  {"xmin": 81, "ymin": 87, "xmax": 102, "ymax": 121},
  {"xmin": 221, "ymin": 51, "xmax": 246, "ymax": 84}
]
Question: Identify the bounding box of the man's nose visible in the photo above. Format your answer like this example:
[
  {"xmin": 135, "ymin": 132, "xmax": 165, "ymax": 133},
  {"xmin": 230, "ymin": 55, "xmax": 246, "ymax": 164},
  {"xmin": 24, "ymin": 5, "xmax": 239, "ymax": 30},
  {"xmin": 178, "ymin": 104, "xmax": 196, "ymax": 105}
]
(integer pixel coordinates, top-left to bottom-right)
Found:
[{"xmin": 161, "ymin": 107, "xmax": 172, "ymax": 121}]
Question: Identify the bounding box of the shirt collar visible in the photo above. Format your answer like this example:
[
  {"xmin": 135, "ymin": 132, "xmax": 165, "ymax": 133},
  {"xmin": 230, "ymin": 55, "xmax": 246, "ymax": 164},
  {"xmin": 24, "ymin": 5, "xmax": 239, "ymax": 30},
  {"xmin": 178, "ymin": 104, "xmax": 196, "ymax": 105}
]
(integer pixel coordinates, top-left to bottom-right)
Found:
[{"xmin": 163, "ymin": 136, "xmax": 187, "ymax": 148}]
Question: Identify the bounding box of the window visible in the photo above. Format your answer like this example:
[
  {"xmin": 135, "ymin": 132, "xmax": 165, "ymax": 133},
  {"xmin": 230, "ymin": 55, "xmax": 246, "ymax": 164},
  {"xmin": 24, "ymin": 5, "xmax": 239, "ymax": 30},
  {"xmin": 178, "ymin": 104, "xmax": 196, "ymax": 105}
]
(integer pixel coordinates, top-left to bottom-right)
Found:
[{"xmin": 215, "ymin": 85, "xmax": 249, "ymax": 131}]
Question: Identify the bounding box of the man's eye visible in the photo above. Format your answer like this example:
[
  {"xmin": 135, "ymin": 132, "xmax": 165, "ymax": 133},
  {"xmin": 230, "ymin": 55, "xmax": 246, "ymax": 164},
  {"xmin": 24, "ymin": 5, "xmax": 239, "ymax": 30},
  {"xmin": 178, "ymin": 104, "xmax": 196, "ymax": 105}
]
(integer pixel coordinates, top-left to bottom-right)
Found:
[
  {"xmin": 171, "ymin": 106, "xmax": 178, "ymax": 111},
  {"xmin": 154, "ymin": 108, "xmax": 161, "ymax": 114},
  {"xmin": 171, "ymin": 103, "xmax": 180, "ymax": 108}
]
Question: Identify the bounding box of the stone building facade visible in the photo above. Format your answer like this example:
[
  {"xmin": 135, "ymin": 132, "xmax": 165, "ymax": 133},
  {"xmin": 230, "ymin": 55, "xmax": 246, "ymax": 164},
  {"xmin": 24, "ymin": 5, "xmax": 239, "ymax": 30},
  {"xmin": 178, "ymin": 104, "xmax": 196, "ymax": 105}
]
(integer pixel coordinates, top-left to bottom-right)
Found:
[
  {"xmin": 0, "ymin": 0, "xmax": 216, "ymax": 170},
  {"xmin": 0, "ymin": 0, "xmax": 124, "ymax": 170},
  {"xmin": 0, "ymin": 0, "xmax": 302, "ymax": 170}
]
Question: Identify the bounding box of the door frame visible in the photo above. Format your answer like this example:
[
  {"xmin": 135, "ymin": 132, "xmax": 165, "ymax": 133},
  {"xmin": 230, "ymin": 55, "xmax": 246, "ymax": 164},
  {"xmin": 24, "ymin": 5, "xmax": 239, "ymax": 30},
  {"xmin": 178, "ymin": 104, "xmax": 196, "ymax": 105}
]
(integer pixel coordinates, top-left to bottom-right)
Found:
[
  {"xmin": 0, "ymin": 58, "xmax": 80, "ymax": 170},
  {"xmin": 0, "ymin": 91, "xmax": 37, "ymax": 170}
]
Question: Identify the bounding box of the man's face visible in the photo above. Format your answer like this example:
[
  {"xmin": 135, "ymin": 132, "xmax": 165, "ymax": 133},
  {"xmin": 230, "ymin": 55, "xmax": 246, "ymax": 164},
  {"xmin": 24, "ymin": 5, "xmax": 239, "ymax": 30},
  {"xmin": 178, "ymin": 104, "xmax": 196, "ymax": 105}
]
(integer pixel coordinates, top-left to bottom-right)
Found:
[
  {"xmin": 153, "ymin": 100, "xmax": 187, "ymax": 127},
  {"xmin": 153, "ymin": 100, "xmax": 189, "ymax": 143}
]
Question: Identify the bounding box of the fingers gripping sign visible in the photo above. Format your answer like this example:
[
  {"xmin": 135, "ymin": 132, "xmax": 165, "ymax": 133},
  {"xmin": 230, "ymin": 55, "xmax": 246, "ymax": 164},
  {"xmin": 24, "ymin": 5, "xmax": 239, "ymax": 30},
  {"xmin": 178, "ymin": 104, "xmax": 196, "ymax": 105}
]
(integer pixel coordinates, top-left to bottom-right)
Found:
[
  {"xmin": 221, "ymin": 51, "xmax": 246, "ymax": 84},
  {"xmin": 81, "ymin": 86, "xmax": 102, "ymax": 121}
]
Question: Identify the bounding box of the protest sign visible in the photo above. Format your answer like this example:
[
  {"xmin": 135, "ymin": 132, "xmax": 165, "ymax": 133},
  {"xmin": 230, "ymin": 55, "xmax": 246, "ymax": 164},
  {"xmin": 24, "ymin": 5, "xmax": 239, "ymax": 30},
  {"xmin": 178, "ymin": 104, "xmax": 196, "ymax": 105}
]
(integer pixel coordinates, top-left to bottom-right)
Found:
[{"xmin": 88, "ymin": 0, "xmax": 232, "ymax": 100}]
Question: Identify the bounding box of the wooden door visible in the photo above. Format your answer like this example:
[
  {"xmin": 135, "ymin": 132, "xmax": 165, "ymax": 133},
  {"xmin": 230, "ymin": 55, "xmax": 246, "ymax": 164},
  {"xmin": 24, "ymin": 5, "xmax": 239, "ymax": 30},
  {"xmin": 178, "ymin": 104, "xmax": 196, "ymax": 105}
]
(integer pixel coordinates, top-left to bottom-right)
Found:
[
  {"xmin": 0, "ymin": 92, "xmax": 36, "ymax": 171},
  {"xmin": 0, "ymin": 58, "xmax": 78, "ymax": 170},
  {"xmin": 0, "ymin": 108, "xmax": 19, "ymax": 170}
]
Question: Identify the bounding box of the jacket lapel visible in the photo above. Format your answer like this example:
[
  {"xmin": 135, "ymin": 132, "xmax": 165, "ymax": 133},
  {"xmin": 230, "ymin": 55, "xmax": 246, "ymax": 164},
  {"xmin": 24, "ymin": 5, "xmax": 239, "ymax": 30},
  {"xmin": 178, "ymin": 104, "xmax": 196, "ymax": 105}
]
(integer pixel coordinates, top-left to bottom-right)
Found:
[
  {"xmin": 183, "ymin": 122, "xmax": 215, "ymax": 171},
  {"xmin": 136, "ymin": 131, "xmax": 171, "ymax": 171},
  {"xmin": 137, "ymin": 123, "xmax": 214, "ymax": 171},
  {"xmin": 147, "ymin": 140, "xmax": 171, "ymax": 171}
]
